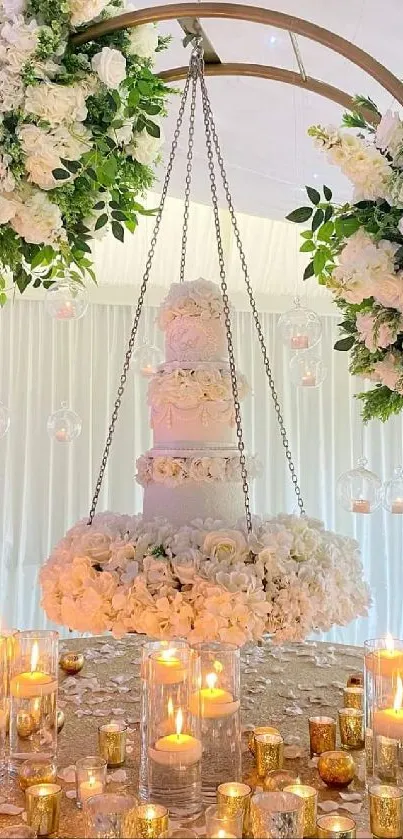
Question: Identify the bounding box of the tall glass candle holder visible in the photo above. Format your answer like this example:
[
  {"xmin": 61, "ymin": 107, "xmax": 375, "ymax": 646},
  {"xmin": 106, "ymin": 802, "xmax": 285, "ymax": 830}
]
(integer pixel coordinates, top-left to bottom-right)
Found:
[
  {"xmin": 9, "ymin": 631, "xmax": 58, "ymax": 766},
  {"xmin": 364, "ymin": 637, "xmax": 403, "ymax": 785},
  {"xmin": 190, "ymin": 642, "xmax": 241, "ymax": 802},
  {"xmin": 139, "ymin": 639, "xmax": 188, "ymax": 801},
  {"xmin": 367, "ymin": 638, "xmax": 403, "ymax": 786},
  {"xmin": 147, "ymin": 648, "xmax": 202, "ymax": 818}
]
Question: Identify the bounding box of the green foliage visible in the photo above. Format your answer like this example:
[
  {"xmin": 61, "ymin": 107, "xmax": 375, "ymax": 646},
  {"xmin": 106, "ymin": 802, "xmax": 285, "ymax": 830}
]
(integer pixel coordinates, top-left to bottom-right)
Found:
[{"xmin": 357, "ymin": 387, "xmax": 403, "ymax": 423}]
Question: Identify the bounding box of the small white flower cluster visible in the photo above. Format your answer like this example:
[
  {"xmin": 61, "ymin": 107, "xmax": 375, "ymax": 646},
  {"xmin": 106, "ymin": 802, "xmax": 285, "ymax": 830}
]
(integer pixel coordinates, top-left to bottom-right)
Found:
[
  {"xmin": 159, "ymin": 279, "xmax": 226, "ymax": 329},
  {"xmin": 40, "ymin": 511, "xmax": 370, "ymax": 644},
  {"xmin": 311, "ymin": 124, "xmax": 392, "ymax": 202},
  {"xmin": 136, "ymin": 454, "xmax": 260, "ymax": 487},
  {"xmin": 149, "ymin": 367, "xmax": 249, "ymax": 410}
]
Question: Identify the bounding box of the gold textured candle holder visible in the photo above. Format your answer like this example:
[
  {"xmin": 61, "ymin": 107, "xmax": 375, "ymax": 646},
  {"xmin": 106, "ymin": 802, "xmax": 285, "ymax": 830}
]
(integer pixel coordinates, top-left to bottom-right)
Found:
[
  {"xmin": 318, "ymin": 751, "xmax": 356, "ymax": 788},
  {"xmin": 255, "ymin": 732, "xmax": 284, "ymax": 778},
  {"xmin": 16, "ymin": 710, "xmax": 35, "ymax": 739},
  {"xmin": 375, "ymin": 736, "xmax": 399, "ymax": 783},
  {"xmin": 250, "ymin": 791, "xmax": 304, "ymax": 839},
  {"xmin": 134, "ymin": 803, "xmax": 169, "ymax": 838},
  {"xmin": 217, "ymin": 782, "xmax": 252, "ymax": 834},
  {"xmin": 343, "ymin": 687, "xmax": 364, "ymax": 710},
  {"xmin": 309, "ymin": 716, "xmax": 336, "ymax": 756},
  {"xmin": 59, "ymin": 651, "xmax": 84, "ymax": 675},
  {"xmin": 19, "ymin": 758, "xmax": 57, "ymax": 790},
  {"xmin": 347, "ymin": 673, "xmax": 363, "ymax": 688},
  {"xmin": 338, "ymin": 708, "xmax": 364, "ymax": 750},
  {"xmin": 263, "ymin": 769, "xmax": 300, "ymax": 791},
  {"xmin": 316, "ymin": 814, "xmax": 356, "ymax": 838},
  {"xmin": 369, "ymin": 784, "xmax": 403, "ymax": 838},
  {"xmin": 26, "ymin": 783, "xmax": 61, "ymax": 836},
  {"xmin": 98, "ymin": 721, "xmax": 127, "ymax": 767},
  {"xmin": 248, "ymin": 725, "xmax": 280, "ymax": 755},
  {"xmin": 284, "ymin": 784, "xmax": 317, "ymax": 838}
]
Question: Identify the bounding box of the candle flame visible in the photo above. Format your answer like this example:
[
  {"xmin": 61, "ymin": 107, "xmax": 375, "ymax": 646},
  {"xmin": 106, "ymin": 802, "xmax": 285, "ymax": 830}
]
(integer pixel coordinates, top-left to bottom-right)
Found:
[
  {"xmin": 89, "ymin": 774, "xmax": 95, "ymax": 788},
  {"xmin": 206, "ymin": 672, "xmax": 217, "ymax": 691},
  {"xmin": 394, "ymin": 675, "xmax": 403, "ymax": 712},
  {"xmin": 167, "ymin": 697, "xmax": 174, "ymax": 718},
  {"xmin": 213, "ymin": 660, "xmax": 223, "ymax": 674},
  {"xmin": 144, "ymin": 806, "xmax": 157, "ymax": 819},
  {"xmin": 216, "ymin": 832, "xmax": 227, "ymax": 838},
  {"xmin": 176, "ymin": 708, "xmax": 183, "ymax": 737},
  {"xmin": 30, "ymin": 641, "xmax": 39, "ymax": 672},
  {"xmin": 386, "ymin": 633, "xmax": 394, "ymax": 652},
  {"xmin": 159, "ymin": 648, "xmax": 176, "ymax": 662}
]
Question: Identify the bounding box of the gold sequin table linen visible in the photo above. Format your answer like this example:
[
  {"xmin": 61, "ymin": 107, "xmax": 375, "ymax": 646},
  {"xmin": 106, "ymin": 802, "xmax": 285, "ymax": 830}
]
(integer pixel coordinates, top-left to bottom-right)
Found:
[{"xmin": 0, "ymin": 637, "xmax": 372, "ymax": 837}]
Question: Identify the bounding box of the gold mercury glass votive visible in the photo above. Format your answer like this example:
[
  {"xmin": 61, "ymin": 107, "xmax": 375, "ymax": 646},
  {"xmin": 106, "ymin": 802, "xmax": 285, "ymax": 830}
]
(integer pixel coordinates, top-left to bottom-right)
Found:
[
  {"xmin": 347, "ymin": 673, "xmax": 363, "ymax": 688},
  {"xmin": 217, "ymin": 782, "xmax": 252, "ymax": 834},
  {"xmin": 284, "ymin": 784, "xmax": 317, "ymax": 838},
  {"xmin": 248, "ymin": 725, "xmax": 280, "ymax": 755},
  {"xmin": 59, "ymin": 651, "xmax": 84, "ymax": 675},
  {"xmin": 134, "ymin": 803, "xmax": 169, "ymax": 839},
  {"xmin": 19, "ymin": 758, "xmax": 57, "ymax": 790},
  {"xmin": 25, "ymin": 783, "xmax": 62, "ymax": 837},
  {"xmin": 343, "ymin": 686, "xmax": 364, "ymax": 711},
  {"xmin": 375, "ymin": 736, "xmax": 399, "ymax": 783},
  {"xmin": 316, "ymin": 814, "xmax": 356, "ymax": 838},
  {"xmin": 255, "ymin": 732, "xmax": 284, "ymax": 778},
  {"xmin": 309, "ymin": 716, "xmax": 336, "ymax": 756},
  {"xmin": 338, "ymin": 708, "xmax": 364, "ymax": 750},
  {"xmin": 369, "ymin": 784, "xmax": 403, "ymax": 839},
  {"xmin": 98, "ymin": 721, "xmax": 127, "ymax": 767},
  {"xmin": 263, "ymin": 769, "xmax": 300, "ymax": 791},
  {"xmin": 318, "ymin": 751, "xmax": 356, "ymax": 788}
]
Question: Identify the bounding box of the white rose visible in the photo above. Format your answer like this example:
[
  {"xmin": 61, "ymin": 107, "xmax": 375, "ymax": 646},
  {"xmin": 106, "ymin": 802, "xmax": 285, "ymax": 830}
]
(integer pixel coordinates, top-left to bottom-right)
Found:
[
  {"xmin": 91, "ymin": 47, "xmax": 126, "ymax": 89},
  {"xmin": 0, "ymin": 191, "xmax": 17, "ymax": 224},
  {"xmin": 153, "ymin": 456, "xmax": 187, "ymax": 486},
  {"xmin": 68, "ymin": 0, "xmax": 110, "ymax": 26},
  {"xmin": 24, "ymin": 149, "xmax": 61, "ymax": 190},
  {"xmin": 109, "ymin": 119, "xmax": 133, "ymax": 146},
  {"xmin": 127, "ymin": 24, "xmax": 158, "ymax": 59},
  {"xmin": 11, "ymin": 190, "xmax": 64, "ymax": 245},
  {"xmin": 374, "ymin": 274, "xmax": 403, "ymax": 312},
  {"xmin": 127, "ymin": 127, "xmax": 163, "ymax": 165},
  {"xmin": 1, "ymin": 17, "xmax": 39, "ymax": 55},
  {"xmin": 24, "ymin": 82, "xmax": 88, "ymax": 124},
  {"xmin": 71, "ymin": 531, "xmax": 112, "ymax": 565},
  {"xmin": 376, "ymin": 110, "xmax": 403, "ymax": 157},
  {"xmin": 203, "ymin": 530, "xmax": 248, "ymax": 563},
  {"xmin": 2, "ymin": 0, "xmax": 25, "ymax": 17}
]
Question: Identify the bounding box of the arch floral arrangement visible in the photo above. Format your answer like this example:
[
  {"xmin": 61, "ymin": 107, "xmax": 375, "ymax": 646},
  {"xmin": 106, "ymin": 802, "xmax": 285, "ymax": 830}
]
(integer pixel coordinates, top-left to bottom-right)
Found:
[
  {"xmin": 0, "ymin": 0, "xmax": 169, "ymax": 303},
  {"xmin": 40, "ymin": 510, "xmax": 370, "ymax": 644},
  {"xmin": 288, "ymin": 97, "xmax": 403, "ymax": 422}
]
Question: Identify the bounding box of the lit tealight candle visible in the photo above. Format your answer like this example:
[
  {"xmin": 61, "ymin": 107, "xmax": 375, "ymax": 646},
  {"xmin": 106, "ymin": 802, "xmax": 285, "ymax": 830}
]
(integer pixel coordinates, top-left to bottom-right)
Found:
[
  {"xmin": 351, "ymin": 498, "xmax": 370, "ymax": 514},
  {"xmin": 316, "ymin": 814, "xmax": 356, "ymax": 838},
  {"xmin": 217, "ymin": 782, "xmax": 252, "ymax": 833},
  {"xmin": 10, "ymin": 642, "xmax": 57, "ymax": 699},
  {"xmin": 291, "ymin": 334, "xmax": 309, "ymax": 350},
  {"xmin": 152, "ymin": 649, "xmax": 187, "ymax": 684},
  {"xmin": 284, "ymin": 784, "xmax": 317, "ymax": 838},
  {"xmin": 392, "ymin": 498, "xmax": 403, "ymax": 514},
  {"xmin": 75, "ymin": 756, "xmax": 107, "ymax": 808},
  {"xmin": 365, "ymin": 634, "xmax": 403, "ymax": 678},
  {"xmin": 79, "ymin": 773, "xmax": 103, "ymax": 804},
  {"xmin": 55, "ymin": 427, "xmax": 68, "ymax": 442},
  {"xmin": 373, "ymin": 674, "xmax": 403, "ymax": 740},
  {"xmin": 189, "ymin": 671, "xmax": 240, "ymax": 719},
  {"xmin": 26, "ymin": 783, "xmax": 62, "ymax": 837},
  {"xmin": 134, "ymin": 803, "xmax": 169, "ymax": 839},
  {"xmin": 149, "ymin": 708, "xmax": 202, "ymax": 767},
  {"xmin": 301, "ymin": 371, "xmax": 316, "ymax": 387},
  {"xmin": 369, "ymin": 784, "xmax": 403, "ymax": 839}
]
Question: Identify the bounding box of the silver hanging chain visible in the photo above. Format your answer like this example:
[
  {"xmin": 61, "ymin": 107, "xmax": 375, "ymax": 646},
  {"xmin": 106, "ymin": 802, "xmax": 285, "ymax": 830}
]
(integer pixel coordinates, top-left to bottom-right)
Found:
[
  {"xmin": 87, "ymin": 62, "xmax": 195, "ymax": 526},
  {"xmin": 199, "ymin": 75, "xmax": 306, "ymax": 515},
  {"xmin": 178, "ymin": 45, "xmax": 199, "ymax": 283},
  {"xmin": 200, "ymin": 74, "xmax": 252, "ymax": 533}
]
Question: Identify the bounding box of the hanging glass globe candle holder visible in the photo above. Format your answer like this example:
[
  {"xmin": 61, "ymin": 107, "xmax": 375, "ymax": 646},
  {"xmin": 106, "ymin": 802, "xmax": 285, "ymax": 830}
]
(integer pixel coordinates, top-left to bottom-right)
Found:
[
  {"xmin": 278, "ymin": 298, "xmax": 322, "ymax": 350},
  {"xmin": 289, "ymin": 347, "xmax": 327, "ymax": 388},
  {"xmin": 133, "ymin": 339, "xmax": 163, "ymax": 378},
  {"xmin": 0, "ymin": 401, "xmax": 10, "ymax": 438},
  {"xmin": 383, "ymin": 466, "xmax": 403, "ymax": 514},
  {"xmin": 336, "ymin": 457, "xmax": 382, "ymax": 514},
  {"xmin": 45, "ymin": 280, "xmax": 88, "ymax": 320},
  {"xmin": 47, "ymin": 402, "xmax": 82, "ymax": 443}
]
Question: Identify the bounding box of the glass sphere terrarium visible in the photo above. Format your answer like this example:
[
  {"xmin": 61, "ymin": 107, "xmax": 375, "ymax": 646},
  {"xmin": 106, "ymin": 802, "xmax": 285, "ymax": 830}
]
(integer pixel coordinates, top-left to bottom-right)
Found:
[
  {"xmin": 289, "ymin": 347, "xmax": 327, "ymax": 388},
  {"xmin": 336, "ymin": 457, "xmax": 382, "ymax": 514},
  {"xmin": 47, "ymin": 402, "xmax": 82, "ymax": 443},
  {"xmin": 45, "ymin": 280, "xmax": 88, "ymax": 320},
  {"xmin": 133, "ymin": 339, "xmax": 164, "ymax": 378},
  {"xmin": 383, "ymin": 466, "xmax": 403, "ymax": 514},
  {"xmin": 278, "ymin": 298, "xmax": 322, "ymax": 350}
]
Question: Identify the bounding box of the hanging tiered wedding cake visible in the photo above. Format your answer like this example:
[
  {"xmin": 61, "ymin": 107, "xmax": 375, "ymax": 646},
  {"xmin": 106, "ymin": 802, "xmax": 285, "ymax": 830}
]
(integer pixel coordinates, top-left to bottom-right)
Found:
[{"xmin": 136, "ymin": 279, "xmax": 256, "ymax": 526}]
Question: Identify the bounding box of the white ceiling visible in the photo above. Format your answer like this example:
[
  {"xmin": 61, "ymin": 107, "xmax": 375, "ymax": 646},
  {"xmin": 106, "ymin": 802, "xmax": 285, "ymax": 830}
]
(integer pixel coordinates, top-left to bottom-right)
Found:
[{"xmin": 142, "ymin": 0, "xmax": 403, "ymax": 220}]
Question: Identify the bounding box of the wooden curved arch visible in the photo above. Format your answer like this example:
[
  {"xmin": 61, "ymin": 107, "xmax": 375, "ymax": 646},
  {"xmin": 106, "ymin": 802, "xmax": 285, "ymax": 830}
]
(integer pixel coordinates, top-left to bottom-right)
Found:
[
  {"xmin": 159, "ymin": 63, "xmax": 380, "ymax": 122},
  {"xmin": 71, "ymin": 2, "xmax": 403, "ymax": 105}
]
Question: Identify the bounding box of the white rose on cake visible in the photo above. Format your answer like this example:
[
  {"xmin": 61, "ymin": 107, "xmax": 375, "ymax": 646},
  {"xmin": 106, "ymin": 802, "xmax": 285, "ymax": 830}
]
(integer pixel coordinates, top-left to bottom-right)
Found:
[
  {"xmin": 203, "ymin": 529, "xmax": 248, "ymax": 563},
  {"xmin": 91, "ymin": 47, "xmax": 126, "ymax": 89},
  {"xmin": 127, "ymin": 24, "xmax": 158, "ymax": 59},
  {"xmin": 153, "ymin": 456, "xmax": 187, "ymax": 486}
]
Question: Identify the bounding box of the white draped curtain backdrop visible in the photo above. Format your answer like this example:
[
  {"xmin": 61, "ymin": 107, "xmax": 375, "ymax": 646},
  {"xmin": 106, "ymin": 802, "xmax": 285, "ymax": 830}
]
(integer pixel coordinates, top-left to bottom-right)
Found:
[{"xmin": 1, "ymin": 195, "xmax": 402, "ymax": 642}]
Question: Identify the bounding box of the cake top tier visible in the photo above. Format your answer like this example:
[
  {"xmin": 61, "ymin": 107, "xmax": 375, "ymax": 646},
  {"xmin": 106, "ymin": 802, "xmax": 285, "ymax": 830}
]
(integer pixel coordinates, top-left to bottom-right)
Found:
[{"xmin": 159, "ymin": 279, "xmax": 229, "ymax": 364}]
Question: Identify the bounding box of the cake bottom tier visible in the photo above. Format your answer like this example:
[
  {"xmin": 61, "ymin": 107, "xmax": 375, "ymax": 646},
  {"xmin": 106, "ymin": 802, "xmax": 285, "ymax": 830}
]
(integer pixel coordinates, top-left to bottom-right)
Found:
[{"xmin": 143, "ymin": 480, "xmax": 246, "ymax": 528}]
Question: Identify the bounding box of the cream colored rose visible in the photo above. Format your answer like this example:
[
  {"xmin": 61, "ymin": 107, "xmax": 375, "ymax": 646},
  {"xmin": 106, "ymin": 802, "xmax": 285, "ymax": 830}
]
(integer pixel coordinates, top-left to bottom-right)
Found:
[
  {"xmin": 72, "ymin": 531, "xmax": 112, "ymax": 565},
  {"xmin": 24, "ymin": 82, "xmax": 88, "ymax": 124},
  {"xmin": 11, "ymin": 190, "xmax": 64, "ymax": 245},
  {"xmin": 203, "ymin": 530, "xmax": 248, "ymax": 563},
  {"xmin": 68, "ymin": 0, "xmax": 110, "ymax": 26},
  {"xmin": 128, "ymin": 128, "xmax": 163, "ymax": 165},
  {"xmin": 0, "ymin": 191, "xmax": 17, "ymax": 224},
  {"xmin": 127, "ymin": 24, "xmax": 158, "ymax": 58},
  {"xmin": 19, "ymin": 123, "xmax": 90, "ymax": 190},
  {"xmin": 152, "ymin": 456, "xmax": 187, "ymax": 485},
  {"xmin": 91, "ymin": 47, "xmax": 126, "ymax": 89}
]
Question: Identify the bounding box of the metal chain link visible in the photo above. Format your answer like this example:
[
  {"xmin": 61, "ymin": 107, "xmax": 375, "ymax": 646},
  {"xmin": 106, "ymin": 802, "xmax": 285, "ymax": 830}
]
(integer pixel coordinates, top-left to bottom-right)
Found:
[
  {"xmin": 87, "ymin": 67, "xmax": 194, "ymax": 525},
  {"xmin": 178, "ymin": 44, "xmax": 201, "ymax": 283},
  {"xmin": 200, "ymin": 75, "xmax": 306, "ymax": 515},
  {"xmin": 200, "ymin": 76, "xmax": 252, "ymax": 533}
]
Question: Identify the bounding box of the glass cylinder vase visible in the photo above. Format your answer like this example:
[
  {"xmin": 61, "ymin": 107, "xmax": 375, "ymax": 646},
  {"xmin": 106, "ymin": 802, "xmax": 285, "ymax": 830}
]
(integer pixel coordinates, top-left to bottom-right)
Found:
[
  {"xmin": 139, "ymin": 639, "xmax": 189, "ymax": 801},
  {"xmin": 9, "ymin": 631, "xmax": 58, "ymax": 767},
  {"xmin": 365, "ymin": 638, "xmax": 403, "ymax": 787},
  {"xmin": 190, "ymin": 642, "xmax": 241, "ymax": 803},
  {"xmin": 146, "ymin": 647, "xmax": 202, "ymax": 818}
]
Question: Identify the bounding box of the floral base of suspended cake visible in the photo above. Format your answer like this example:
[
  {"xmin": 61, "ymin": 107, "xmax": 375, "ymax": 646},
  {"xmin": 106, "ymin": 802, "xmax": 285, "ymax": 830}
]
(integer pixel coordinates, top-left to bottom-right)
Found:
[
  {"xmin": 40, "ymin": 512, "xmax": 370, "ymax": 644},
  {"xmin": 287, "ymin": 97, "xmax": 403, "ymax": 422}
]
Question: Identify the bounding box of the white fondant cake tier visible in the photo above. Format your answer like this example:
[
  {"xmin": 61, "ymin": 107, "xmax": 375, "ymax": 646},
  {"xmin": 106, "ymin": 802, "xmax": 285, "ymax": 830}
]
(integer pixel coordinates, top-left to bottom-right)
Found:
[
  {"xmin": 165, "ymin": 315, "xmax": 227, "ymax": 363},
  {"xmin": 151, "ymin": 404, "xmax": 236, "ymax": 445},
  {"xmin": 143, "ymin": 481, "xmax": 246, "ymax": 528}
]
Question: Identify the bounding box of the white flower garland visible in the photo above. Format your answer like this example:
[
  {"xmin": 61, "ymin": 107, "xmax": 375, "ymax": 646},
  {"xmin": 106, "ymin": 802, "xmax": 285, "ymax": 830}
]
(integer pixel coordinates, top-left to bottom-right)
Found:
[
  {"xmin": 136, "ymin": 453, "xmax": 260, "ymax": 487},
  {"xmin": 149, "ymin": 367, "xmax": 249, "ymax": 409},
  {"xmin": 40, "ymin": 512, "xmax": 370, "ymax": 644}
]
